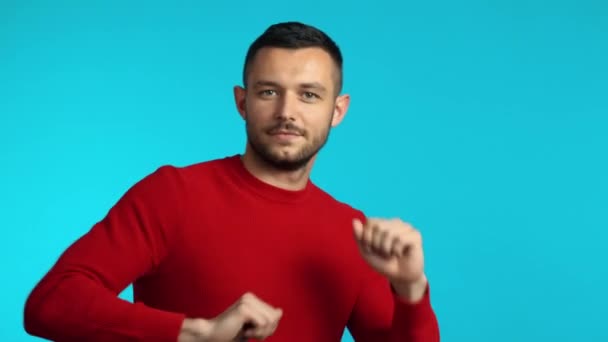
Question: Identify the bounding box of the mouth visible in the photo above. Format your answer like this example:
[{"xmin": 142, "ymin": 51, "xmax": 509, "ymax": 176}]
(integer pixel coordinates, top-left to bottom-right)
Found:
[
  {"xmin": 267, "ymin": 125, "xmax": 304, "ymax": 136},
  {"xmin": 269, "ymin": 132, "xmax": 301, "ymax": 142},
  {"xmin": 269, "ymin": 130, "xmax": 301, "ymax": 136},
  {"xmin": 267, "ymin": 128, "xmax": 304, "ymax": 143}
]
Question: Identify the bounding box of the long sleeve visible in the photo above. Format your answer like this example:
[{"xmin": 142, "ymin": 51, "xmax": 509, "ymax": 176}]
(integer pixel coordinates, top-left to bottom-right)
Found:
[
  {"xmin": 23, "ymin": 166, "xmax": 187, "ymax": 342},
  {"xmin": 347, "ymin": 270, "xmax": 440, "ymax": 342}
]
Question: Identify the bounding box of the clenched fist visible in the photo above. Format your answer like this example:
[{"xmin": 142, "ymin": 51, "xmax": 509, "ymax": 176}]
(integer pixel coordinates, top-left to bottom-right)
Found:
[
  {"xmin": 353, "ymin": 217, "xmax": 428, "ymax": 302},
  {"xmin": 179, "ymin": 292, "xmax": 283, "ymax": 341}
]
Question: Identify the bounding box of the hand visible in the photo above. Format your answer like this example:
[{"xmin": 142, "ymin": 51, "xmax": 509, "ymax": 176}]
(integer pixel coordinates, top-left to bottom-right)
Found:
[
  {"xmin": 353, "ymin": 218, "xmax": 427, "ymax": 301},
  {"xmin": 178, "ymin": 292, "xmax": 283, "ymax": 341}
]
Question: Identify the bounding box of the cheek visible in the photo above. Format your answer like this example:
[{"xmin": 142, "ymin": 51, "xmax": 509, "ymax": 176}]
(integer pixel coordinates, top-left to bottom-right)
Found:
[
  {"xmin": 247, "ymin": 105, "xmax": 277, "ymax": 126},
  {"xmin": 247, "ymin": 96, "xmax": 276, "ymax": 113},
  {"xmin": 309, "ymin": 107, "xmax": 334, "ymax": 128}
]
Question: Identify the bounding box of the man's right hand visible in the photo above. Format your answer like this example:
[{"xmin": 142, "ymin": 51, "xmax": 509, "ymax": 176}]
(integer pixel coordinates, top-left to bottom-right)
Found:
[{"xmin": 178, "ymin": 292, "xmax": 283, "ymax": 341}]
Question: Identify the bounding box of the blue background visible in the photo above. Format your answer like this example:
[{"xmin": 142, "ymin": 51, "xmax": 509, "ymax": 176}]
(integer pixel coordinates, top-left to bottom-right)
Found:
[{"xmin": 1, "ymin": 1, "xmax": 607, "ymax": 341}]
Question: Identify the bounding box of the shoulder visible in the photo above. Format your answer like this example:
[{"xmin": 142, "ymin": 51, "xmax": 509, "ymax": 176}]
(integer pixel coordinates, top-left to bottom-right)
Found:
[
  {"xmin": 179, "ymin": 154, "xmax": 237, "ymax": 172},
  {"xmin": 128, "ymin": 155, "xmax": 237, "ymax": 195},
  {"xmin": 149, "ymin": 154, "xmax": 237, "ymax": 182},
  {"xmin": 310, "ymin": 184, "xmax": 367, "ymax": 222}
]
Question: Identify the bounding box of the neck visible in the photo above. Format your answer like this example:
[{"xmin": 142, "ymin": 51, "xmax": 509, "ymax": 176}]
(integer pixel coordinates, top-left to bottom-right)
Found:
[{"xmin": 241, "ymin": 145, "xmax": 315, "ymax": 191}]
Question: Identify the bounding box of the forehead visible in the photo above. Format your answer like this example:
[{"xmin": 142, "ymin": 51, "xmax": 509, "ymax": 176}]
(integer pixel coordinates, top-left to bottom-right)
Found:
[{"xmin": 247, "ymin": 47, "xmax": 338, "ymax": 89}]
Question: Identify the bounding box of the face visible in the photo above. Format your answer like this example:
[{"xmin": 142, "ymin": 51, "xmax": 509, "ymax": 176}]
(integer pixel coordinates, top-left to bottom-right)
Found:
[{"xmin": 234, "ymin": 47, "xmax": 350, "ymax": 171}]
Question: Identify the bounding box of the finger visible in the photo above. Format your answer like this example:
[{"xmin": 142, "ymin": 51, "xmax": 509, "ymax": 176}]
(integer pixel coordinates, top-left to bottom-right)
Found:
[
  {"xmin": 264, "ymin": 308, "xmax": 283, "ymax": 337},
  {"xmin": 267, "ymin": 308, "xmax": 283, "ymax": 333},
  {"xmin": 237, "ymin": 302, "xmax": 269, "ymax": 338},
  {"xmin": 241, "ymin": 313, "xmax": 271, "ymax": 339},
  {"xmin": 352, "ymin": 218, "xmax": 364, "ymax": 241},
  {"xmin": 251, "ymin": 303, "xmax": 282, "ymax": 338},
  {"xmin": 244, "ymin": 315, "xmax": 280, "ymax": 340},
  {"xmin": 391, "ymin": 229, "xmax": 421, "ymax": 257},
  {"xmin": 371, "ymin": 229, "xmax": 387, "ymax": 256},
  {"xmin": 381, "ymin": 230, "xmax": 396, "ymax": 256},
  {"xmin": 242, "ymin": 294, "xmax": 282, "ymax": 339},
  {"xmin": 238, "ymin": 294, "xmax": 271, "ymax": 337},
  {"xmin": 361, "ymin": 220, "xmax": 376, "ymax": 252},
  {"xmin": 391, "ymin": 238, "xmax": 406, "ymax": 257}
]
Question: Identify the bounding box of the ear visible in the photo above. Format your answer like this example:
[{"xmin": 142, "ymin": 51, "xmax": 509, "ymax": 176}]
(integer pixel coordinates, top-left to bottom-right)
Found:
[
  {"xmin": 233, "ymin": 85, "xmax": 247, "ymax": 120},
  {"xmin": 331, "ymin": 93, "xmax": 351, "ymax": 127}
]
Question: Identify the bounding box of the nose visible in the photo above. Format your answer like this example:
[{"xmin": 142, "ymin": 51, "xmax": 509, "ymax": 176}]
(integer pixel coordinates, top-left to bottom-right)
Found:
[{"xmin": 274, "ymin": 91, "xmax": 299, "ymax": 121}]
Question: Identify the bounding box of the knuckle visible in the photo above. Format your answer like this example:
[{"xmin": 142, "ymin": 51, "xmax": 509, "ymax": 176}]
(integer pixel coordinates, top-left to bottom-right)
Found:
[
  {"xmin": 236, "ymin": 301, "xmax": 249, "ymax": 312},
  {"xmin": 412, "ymin": 230, "xmax": 422, "ymax": 244},
  {"xmin": 237, "ymin": 302, "xmax": 247, "ymax": 310}
]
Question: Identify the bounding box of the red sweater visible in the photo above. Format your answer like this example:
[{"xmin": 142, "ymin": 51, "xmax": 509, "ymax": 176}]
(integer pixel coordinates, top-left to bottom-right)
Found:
[{"xmin": 24, "ymin": 155, "xmax": 439, "ymax": 341}]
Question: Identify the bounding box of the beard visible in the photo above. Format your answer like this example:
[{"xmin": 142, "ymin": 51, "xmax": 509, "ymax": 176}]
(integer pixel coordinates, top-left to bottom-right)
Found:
[{"xmin": 246, "ymin": 118, "xmax": 332, "ymax": 172}]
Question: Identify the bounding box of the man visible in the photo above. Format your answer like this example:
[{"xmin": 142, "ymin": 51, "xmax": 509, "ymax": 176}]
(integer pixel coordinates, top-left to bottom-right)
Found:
[{"xmin": 24, "ymin": 22, "xmax": 440, "ymax": 341}]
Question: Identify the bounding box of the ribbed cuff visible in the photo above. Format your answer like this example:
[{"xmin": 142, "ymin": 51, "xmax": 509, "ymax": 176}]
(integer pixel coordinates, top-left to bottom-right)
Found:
[
  {"xmin": 133, "ymin": 302, "xmax": 187, "ymax": 342},
  {"xmin": 392, "ymin": 282, "xmax": 435, "ymax": 328}
]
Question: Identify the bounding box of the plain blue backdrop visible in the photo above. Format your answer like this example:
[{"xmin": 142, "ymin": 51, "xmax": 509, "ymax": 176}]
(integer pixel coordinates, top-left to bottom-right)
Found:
[{"xmin": 1, "ymin": 1, "xmax": 607, "ymax": 341}]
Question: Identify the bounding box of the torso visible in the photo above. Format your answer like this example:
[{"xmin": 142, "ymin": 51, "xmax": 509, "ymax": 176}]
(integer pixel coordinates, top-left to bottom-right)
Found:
[{"xmin": 132, "ymin": 157, "xmax": 369, "ymax": 341}]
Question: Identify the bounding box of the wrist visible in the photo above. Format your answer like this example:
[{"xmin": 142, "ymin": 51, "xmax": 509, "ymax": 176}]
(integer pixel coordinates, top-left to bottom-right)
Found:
[
  {"xmin": 391, "ymin": 274, "xmax": 428, "ymax": 303},
  {"xmin": 178, "ymin": 318, "xmax": 213, "ymax": 342}
]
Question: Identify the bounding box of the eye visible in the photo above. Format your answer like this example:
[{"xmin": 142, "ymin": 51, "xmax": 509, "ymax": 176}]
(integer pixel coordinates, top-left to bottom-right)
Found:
[
  {"xmin": 303, "ymin": 92, "xmax": 320, "ymax": 100},
  {"xmin": 259, "ymin": 89, "xmax": 277, "ymax": 97}
]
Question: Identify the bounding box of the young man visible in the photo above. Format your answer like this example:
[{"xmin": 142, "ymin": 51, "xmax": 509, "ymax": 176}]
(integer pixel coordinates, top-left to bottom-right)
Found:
[{"xmin": 24, "ymin": 22, "xmax": 440, "ymax": 341}]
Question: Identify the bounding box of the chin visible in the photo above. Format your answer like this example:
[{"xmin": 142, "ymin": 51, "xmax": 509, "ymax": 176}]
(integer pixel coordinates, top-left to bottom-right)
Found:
[
  {"xmin": 248, "ymin": 137, "xmax": 316, "ymax": 170},
  {"xmin": 264, "ymin": 151, "xmax": 313, "ymax": 171},
  {"xmin": 271, "ymin": 153, "xmax": 303, "ymax": 165}
]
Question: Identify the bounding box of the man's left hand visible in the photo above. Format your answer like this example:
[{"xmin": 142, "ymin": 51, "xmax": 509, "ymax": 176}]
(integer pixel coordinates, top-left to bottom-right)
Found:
[{"xmin": 353, "ymin": 217, "xmax": 428, "ymax": 302}]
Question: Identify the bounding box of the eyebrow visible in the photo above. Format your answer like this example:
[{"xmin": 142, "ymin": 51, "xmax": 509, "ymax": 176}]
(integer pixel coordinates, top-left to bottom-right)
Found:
[
  {"xmin": 253, "ymin": 80, "xmax": 328, "ymax": 93},
  {"xmin": 300, "ymin": 82, "xmax": 327, "ymax": 93}
]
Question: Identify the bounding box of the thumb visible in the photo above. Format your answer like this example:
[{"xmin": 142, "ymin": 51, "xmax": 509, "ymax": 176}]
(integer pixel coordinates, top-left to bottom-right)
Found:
[{"xmin": 352, "ymin": 218, "xmax": 364, "ymax": 240}]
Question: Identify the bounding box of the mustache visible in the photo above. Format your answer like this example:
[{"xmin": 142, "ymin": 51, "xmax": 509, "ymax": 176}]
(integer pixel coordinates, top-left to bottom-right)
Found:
[{"xmin": 266, "ymin": 122, "xmax": 305, "ymax": 136}]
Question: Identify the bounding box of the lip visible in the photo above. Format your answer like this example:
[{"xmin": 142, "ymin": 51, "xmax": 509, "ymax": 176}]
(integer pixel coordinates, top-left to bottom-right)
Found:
[
  {"xmin": 269, "ymin": 130, "xmax": 301, "ymax": 136},
  {"xmin": 268, "ymin": 131, "xmax": 301, "ymax": 142}
]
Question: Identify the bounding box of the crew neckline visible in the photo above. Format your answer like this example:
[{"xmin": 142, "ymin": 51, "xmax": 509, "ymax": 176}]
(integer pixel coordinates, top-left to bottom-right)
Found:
[{"xmin": 224, "ymin": 154, "xmax": 314, "ymax": 203}]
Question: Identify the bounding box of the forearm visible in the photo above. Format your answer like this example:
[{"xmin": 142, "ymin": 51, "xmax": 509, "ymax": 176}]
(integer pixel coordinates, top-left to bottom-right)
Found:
[
  {"xmin": 24, "ymin": 166, "xmax": 186, "ymax": 341},
  {"xmin": 24, "ymin": 273, "xmax": 185, "ymax": 342},
  {"xmin": 389, "ymin": 279, "xmax": 440, "ymax": 342},
  {"xmin": 178, "ymin": 318, "xmax": 212, "ymax": 342},
  {"xmin": 348, "ymin": 272, "xmax": 440, "ymax": 342},
  {"xmin": 391, "ymin": 274, "xmax": 429, "ymax": 303}
]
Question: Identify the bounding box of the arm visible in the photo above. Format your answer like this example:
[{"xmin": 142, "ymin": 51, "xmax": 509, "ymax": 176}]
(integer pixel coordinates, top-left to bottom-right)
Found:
[
  {"xmin": 23, "ymin": 166, "xmax": 187, "ymax": 342},
  {"xmin": 347, "ymin": 213, "xmax": 440, "ymax": 341},
  {"xmin": 346, "ymin": 270, "xmax": 440, "ymax": 342}
]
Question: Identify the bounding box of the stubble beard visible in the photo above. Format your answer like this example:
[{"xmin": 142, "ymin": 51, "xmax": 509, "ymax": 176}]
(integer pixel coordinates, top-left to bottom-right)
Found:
[{"xmin": 245, "ymin": 118, "xmax": 332, "ymax": 172}]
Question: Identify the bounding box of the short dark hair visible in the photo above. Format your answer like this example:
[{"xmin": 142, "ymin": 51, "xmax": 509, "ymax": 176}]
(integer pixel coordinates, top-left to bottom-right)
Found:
[{"xmin": 242, "ymin": 21, "xmax": 343, "ymax": 94}]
